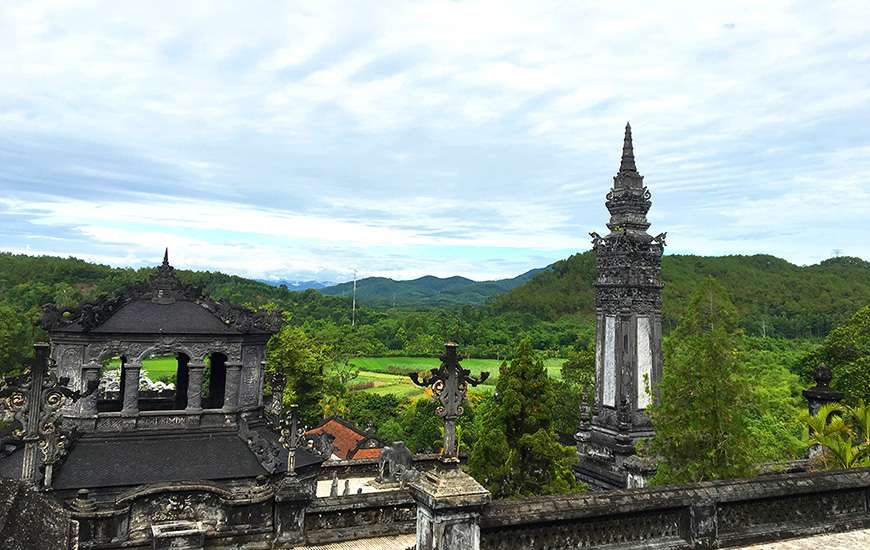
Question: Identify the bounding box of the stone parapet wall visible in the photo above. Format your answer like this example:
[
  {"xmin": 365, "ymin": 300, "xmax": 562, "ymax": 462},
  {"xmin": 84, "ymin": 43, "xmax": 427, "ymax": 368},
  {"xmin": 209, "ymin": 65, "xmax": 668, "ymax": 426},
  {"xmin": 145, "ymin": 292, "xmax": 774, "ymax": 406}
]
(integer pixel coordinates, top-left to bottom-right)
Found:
[
  {"xmin": 305, "ymin": 490, "xmax": 416, "ymax": 545},
  {"xmin": 480, "ymin": 469, "xmax": 870, "ymax": 549},
  {"xmin": 318, "ymin": 453, "xmax": 447, "ymax": 480}
]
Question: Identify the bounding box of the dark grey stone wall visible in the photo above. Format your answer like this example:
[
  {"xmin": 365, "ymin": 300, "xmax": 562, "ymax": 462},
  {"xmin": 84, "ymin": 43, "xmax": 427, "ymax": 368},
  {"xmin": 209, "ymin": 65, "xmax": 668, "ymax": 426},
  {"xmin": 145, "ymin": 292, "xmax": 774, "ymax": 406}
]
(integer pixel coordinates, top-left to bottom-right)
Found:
[
  {"xmin": 480, "ymin": 468, "xmax": 870, "ymax": 549},
  {"xmin": 0, "ymin": 477, "xmax": 74, "ymax": 550}
]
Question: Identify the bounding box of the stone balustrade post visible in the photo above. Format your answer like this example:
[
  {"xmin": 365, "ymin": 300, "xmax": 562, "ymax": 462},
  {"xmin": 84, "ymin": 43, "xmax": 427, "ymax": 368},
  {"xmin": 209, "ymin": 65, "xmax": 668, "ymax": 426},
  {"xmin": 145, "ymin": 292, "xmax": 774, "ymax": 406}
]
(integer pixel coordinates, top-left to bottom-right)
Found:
[
  {"xmin": 409, "ymin": 468, "xmax": 490, "ymax": 550},
  {"xmin": 186, "ymin": 362, "xmax": 205, "ymax": 413},
  {"xmin": 223, "ymin": 363, "xmax": 242, "ymax": 412},
  {"xmin": 121, "ymin": 360, "xmax": 141, "ymax": 416},
  {"xmin": 80, "ymin": 362, "xmax": 101, "ymax": 417},
  {"xmin": 689, "ymin": 499, "xmax": 718, "ymax": 548},
  {"xmin": 802, "ymin": 363, "xmax": 843, "ymax": 460},
  {"xmin": 274, "ymin": 475, "xmax": 315, "ymax": 546}
]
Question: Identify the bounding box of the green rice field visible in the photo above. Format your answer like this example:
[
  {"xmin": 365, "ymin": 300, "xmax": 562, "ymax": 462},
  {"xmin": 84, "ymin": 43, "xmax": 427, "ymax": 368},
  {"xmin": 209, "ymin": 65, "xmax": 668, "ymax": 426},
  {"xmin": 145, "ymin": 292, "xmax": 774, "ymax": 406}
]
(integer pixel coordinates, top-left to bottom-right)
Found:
[{"xmin": 343, "ymin": 356, "xmax": 565, "ymax": 398}]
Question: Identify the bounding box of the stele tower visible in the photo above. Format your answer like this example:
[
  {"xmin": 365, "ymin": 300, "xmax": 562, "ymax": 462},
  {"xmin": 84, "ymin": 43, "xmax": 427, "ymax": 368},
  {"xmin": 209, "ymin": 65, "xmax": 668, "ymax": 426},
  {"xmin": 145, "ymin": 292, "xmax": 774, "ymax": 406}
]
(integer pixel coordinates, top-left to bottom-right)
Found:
[{"xmin": 576, "ymin": 123, "xmax": 666, "ymax": 489}]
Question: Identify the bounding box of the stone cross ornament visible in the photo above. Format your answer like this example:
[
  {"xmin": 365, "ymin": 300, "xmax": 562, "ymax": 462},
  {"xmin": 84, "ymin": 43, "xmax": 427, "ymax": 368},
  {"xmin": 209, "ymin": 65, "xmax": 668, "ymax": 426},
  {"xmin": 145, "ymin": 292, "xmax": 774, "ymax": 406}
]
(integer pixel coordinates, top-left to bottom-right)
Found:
[
  {"xmin": 0, "ymin": 343, "xmax": 98, "ymax": 489},
  {"xmin": 410, "ymin": 342, "xmax": 488, "ymax": 464}
]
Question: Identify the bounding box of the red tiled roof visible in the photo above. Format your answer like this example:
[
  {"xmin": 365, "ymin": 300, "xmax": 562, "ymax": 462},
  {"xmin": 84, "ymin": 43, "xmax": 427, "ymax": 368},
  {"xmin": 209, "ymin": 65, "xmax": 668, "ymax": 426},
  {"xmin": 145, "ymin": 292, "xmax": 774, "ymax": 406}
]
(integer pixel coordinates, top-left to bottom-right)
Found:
[
  {"xmin": 351, "ymin": 447, "xmax": 383, "ymax": 460},
  {"xmin": 306, "ymin": 418, "xmax": 382, "ymax": 460}
]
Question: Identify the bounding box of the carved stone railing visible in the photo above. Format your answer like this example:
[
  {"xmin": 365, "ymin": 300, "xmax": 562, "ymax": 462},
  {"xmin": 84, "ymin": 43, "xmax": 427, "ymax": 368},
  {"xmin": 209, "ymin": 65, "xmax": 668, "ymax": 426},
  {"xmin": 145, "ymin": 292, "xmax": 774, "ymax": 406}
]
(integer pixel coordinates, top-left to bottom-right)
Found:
[
  {"xmin": 479, "ymin": 468, "xmax": 870, "ymax": 549},
  {"xmin": 304, "ymin": 490, "xmax": 416, "ymax": 545},
  {"xmin": 69, "ymin": 481, "xmax": 415, "ymax": 549},
  {"xmin": 69, "ymin": 407, "xmax": 262, "ymax": 432}
]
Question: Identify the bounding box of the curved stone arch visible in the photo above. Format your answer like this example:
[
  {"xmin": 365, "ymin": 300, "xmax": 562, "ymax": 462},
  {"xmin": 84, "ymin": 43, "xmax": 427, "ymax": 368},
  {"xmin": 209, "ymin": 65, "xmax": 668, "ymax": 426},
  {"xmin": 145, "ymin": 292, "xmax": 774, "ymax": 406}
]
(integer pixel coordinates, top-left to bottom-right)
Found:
[
  {"xmin": 87, "ymin": 340, "xmax": 145, "ymax": 364},
  {"xmin": 190, "ymin": 341, "xmax": 243, "ymax": 364}
]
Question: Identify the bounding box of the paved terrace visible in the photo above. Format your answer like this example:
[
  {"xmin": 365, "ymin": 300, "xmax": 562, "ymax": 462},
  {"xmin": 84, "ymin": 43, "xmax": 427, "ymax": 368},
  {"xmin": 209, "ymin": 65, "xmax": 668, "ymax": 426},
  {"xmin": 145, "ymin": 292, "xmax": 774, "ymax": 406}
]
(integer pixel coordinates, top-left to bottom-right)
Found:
[
  {"xmin": 297, "ymin": 528, "xmax": 870, "ymax": 549},
  {"xmin": 741, "ymin": 528, "xmax": 870, "ymax": 549}
]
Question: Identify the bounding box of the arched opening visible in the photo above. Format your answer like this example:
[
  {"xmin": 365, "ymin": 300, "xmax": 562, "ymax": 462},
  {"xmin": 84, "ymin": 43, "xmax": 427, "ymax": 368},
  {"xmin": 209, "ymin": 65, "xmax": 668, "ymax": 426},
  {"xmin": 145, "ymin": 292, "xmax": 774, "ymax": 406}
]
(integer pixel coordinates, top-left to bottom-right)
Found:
[
  {"xmin": 174, "ymin": 353, "xmax": 190, "ymax": 410},
  {"xmin": 97, "ymin": 355, "xmax": 125, "ymax": 413},
  {"xmin": 203, "ymin": 352, "xmax": 227, "ymax": 409},
  {"xmin": 137, "ymin": 354, "xmax": 182, "ymax": 411}
]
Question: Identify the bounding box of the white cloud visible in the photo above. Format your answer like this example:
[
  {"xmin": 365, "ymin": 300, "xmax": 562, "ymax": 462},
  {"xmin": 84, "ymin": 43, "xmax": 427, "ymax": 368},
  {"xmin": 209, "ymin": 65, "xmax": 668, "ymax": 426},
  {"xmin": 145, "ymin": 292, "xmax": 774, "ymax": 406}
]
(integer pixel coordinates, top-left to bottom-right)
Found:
[{"xmin": 0, "ymin": 1, "xmax": 869, "ymax": 279}]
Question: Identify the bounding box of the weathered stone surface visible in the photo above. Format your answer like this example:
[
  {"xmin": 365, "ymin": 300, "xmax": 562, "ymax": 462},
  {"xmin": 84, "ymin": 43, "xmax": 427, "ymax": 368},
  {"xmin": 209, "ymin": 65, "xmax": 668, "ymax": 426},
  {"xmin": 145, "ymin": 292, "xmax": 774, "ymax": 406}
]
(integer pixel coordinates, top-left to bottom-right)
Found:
[
  {"xmin": 578, "ymin": 123, "xmax": 665, "ymax": 489},
  {"xmin": 0, "ymin": 477, "xmax": 73, "ymax": 550},
  {"xmin": 410, "ymin": 468, "xmax": 491, "ymax": 550},
  {"xmin": 739, "ymin": 527, "xmax": 870, "ymax": 549},
  {"xmin": 479, "ymin": 468, "xmax": 870, "ymax": 549}
]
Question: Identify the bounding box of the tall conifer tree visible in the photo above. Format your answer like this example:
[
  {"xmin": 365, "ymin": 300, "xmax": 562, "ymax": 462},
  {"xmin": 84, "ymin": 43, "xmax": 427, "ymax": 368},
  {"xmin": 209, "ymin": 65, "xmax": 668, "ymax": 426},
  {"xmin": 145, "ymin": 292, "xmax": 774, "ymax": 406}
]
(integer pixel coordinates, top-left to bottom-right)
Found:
[
  {"xmin": 469, "ymin": 337, "xmax": 582, "ymax": 497},
  {"xmin": 649, "ymin": 276, "xmax": 756, "ymax": 484}
]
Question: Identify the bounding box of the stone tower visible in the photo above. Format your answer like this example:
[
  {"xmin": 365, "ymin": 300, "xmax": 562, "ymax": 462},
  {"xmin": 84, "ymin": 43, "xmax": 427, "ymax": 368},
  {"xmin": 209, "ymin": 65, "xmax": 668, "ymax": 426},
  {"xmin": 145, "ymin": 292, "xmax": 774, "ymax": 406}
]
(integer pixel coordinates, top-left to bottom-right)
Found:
[{"xmin": 575, "ymin": 123, "xmax": 666, "ymax": 489}]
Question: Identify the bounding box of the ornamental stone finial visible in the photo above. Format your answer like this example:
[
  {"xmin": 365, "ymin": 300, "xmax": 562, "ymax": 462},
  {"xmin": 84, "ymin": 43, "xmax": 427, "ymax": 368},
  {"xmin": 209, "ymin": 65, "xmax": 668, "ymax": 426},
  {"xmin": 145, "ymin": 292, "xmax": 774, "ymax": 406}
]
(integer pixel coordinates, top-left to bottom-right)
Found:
[{"xmin": 409, "ymin": 343, "xmax": 488, "ymax": 464}]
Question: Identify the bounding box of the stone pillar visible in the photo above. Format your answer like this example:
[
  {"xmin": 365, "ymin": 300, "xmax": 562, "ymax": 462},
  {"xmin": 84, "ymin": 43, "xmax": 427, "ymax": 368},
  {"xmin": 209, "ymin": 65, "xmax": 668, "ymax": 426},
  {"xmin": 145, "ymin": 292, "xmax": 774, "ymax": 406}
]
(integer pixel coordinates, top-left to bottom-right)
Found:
[
  {"xmin": 80, "ymin": 362, "xmax": 101, "ymax": 417},
  {"xmin": 274, "ymin": 475, "xmax": 315, "ymax": 547},
  {"xmin": 409, "ymin": 468, "xmax": 491, "ymax": 550},
  {"xmin": 802, "ymin": 363, "xmax": 843, "ymax": 460},
  {"xmin": 689, "ymin": 500, "xmax": 718, "ymax": 548},
  {"xmin": 186, "ymin": 363, "xmax": 205, "ymax": 413},
  {"xmin": 121, "ymin": 360, "xmax": 141, "ymax": 416},
  {"xmin": 623, "ymin": 455, "xmax": 657, "ymax": 488},
  {"xmin": 802, "ymin": 363, "xmax": 843, "ymax": 417},
  {"xmin": 223, "ymin": 362, "xmax": 242, "ymax": 413}
]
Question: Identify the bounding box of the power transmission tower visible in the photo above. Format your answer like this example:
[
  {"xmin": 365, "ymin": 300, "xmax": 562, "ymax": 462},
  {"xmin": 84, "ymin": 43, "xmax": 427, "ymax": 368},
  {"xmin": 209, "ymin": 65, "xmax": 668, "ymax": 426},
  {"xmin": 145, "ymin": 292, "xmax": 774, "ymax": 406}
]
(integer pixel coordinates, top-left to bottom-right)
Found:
[{"xmin": 351, "ymin": 269, "xmax": 357, "ymax": 327}]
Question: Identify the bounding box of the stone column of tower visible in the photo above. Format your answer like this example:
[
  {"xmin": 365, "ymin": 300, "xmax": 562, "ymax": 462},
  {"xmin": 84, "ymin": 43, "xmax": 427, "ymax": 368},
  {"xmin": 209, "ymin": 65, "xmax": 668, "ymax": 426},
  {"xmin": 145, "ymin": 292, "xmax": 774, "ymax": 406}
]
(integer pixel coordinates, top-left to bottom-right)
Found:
[{"xmin": 575, "ymin": 123, "xmax": 666, "ymax": 489}]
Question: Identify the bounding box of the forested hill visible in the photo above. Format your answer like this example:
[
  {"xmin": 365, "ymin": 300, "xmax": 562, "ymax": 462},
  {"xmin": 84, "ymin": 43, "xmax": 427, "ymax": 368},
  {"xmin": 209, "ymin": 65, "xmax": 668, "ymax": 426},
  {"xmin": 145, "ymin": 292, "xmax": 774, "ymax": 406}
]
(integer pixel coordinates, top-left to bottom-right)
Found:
[
  {"xmin": 319, "ymin": 268, "xmax": 546, "ymax": 307},
  {"xmin": 0, "ymin": 253, "xmax": 354, "ymax": 322},
  {"xmin": 494, "ymin": 252, "xmax": 870, "ymax": 338}
]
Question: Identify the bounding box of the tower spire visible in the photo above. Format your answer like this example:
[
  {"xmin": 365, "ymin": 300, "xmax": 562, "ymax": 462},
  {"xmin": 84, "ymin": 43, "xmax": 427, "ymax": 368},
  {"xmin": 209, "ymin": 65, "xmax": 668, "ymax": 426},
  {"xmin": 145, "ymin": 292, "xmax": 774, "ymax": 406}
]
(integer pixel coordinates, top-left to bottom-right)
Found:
[
  {"xmin": 162, "ymin": 247, "xmax": 170, "ymax": 267},
  {"xmin": 619, "ymin": 121, "xmax": 637, "ymax": 173}
]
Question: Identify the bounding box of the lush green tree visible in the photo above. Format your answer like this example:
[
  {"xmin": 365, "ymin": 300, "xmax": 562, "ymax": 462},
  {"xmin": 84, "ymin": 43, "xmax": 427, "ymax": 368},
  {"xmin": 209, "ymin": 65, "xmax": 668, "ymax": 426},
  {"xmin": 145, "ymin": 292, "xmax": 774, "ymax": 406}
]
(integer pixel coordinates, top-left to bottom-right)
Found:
[
  {"xmin": 738, "ymin": 337, "xmax": 808, "ymax": 462},
  {"xmin": 468, "ymin": 337, "xmax": 583, "ymax": 497},
  {"xmin": 342, "ymin": 392, "xmax": 402, "ymax": 433},
  {"xmin": 266, "ymin": 319, "xmax": 330, "ymax": 424},
  {"xmin": 801, "ymin": 305, "xmax": 870, "ymax": 401},
  {"xmin": 649, "ymin": 277, "xmax": 757, "ymax": 484},
  {"xmin": 561, "ymin": 346, "xmax": 595, "ymax": 389},
  {"xmin": 0, "ymin": 303, "xmax": 35, "ymax": 376}
]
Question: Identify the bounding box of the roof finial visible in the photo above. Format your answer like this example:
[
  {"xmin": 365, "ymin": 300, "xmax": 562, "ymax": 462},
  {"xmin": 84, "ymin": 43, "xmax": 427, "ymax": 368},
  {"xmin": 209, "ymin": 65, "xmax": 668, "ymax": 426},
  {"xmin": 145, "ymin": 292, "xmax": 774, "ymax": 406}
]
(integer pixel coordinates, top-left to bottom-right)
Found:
[
  {"xmin": 162, "ymin": 247, "xmax": 170, "ymax": 267},
  {"xmin": 620, "ymin": 121, "xmax": 637, "ymax": 173}
]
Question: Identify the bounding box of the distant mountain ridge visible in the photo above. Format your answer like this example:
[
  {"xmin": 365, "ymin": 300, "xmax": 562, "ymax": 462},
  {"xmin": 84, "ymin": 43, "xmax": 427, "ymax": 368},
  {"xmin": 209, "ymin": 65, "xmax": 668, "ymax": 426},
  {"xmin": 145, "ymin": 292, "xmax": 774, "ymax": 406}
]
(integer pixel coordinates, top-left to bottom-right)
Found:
[
  {"xmin": 319, "ymin": 267, "xmax": 547, "ymax": 307},
  {"xmin": 259, "ymin": 279, "xmax": 334, "ymax": 291}
]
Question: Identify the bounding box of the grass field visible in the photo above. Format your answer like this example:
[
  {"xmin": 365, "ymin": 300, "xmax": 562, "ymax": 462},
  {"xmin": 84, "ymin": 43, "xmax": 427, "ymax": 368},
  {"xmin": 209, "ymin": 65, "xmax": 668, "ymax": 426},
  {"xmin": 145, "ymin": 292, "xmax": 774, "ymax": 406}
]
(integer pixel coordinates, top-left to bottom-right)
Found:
[
  {"xmin": 344, "ymin": 356, "xmax": 565, "ymax": 398},
  {"xmin": 106, "ymin": 356, "xmax": 178, "ymax": 381}
]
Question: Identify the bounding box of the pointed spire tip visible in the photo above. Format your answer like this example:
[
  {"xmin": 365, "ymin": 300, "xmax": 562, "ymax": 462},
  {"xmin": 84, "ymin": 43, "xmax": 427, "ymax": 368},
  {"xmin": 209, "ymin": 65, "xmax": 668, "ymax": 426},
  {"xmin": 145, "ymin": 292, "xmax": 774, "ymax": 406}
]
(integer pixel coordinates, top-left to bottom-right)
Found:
[
  {"xmin": 619, "ymin": 122, "xmax": 637, "ymax": 173},
  {"xmin": 162, "ymin": 247, "xmax": 169, "ymax": 266}
]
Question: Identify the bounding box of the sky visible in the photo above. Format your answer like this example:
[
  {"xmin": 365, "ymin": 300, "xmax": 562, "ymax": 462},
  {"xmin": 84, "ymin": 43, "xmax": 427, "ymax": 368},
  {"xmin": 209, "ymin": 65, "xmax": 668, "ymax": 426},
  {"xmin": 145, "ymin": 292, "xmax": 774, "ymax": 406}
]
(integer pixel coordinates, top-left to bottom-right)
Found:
[{"xmin": 1, "ymin": 1, "xmax": 869, "ymax": 283}]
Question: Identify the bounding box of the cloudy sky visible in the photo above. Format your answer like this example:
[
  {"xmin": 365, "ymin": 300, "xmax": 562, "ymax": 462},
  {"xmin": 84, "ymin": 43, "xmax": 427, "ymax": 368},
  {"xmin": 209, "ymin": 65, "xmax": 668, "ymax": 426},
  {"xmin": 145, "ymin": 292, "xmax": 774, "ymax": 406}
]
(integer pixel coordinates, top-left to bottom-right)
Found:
[{"xmin": 1, "ymin": 1, "xmax": 869, "ymax": 283}]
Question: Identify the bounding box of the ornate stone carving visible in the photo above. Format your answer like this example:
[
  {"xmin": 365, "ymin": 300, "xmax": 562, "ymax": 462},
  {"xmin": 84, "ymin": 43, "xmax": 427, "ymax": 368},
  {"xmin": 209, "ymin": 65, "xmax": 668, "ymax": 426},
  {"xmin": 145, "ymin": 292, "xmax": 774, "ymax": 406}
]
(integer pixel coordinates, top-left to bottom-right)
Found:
[
  {"xmin": 580, "ymin": 123, "xmax": 665, "ymax": 489},
  {"xmin": 377, "ymin": 441, "xmax": 418, "ymax": 486},
  {"xmin": 409, "ymin": 342, "xmax": 488, "ymax": 463},
  {"xmin": 717, "ymin": 489, "xmax": 866, "ymax": 533},
  {"xmin": 41, "ymin": 250, "xmax": 279, "ymax": 334},
  {"xmin": 128, "ymin": 491, "xmax": 228, "ymax": 541},
  {"xmin": 481, "ymin": 508, "xmax": 683, "ymax": 549},
  {"xmin": 238, "ymin": 420, "xmax": 282, "ymax": 474},
  {"xmin": 0, "ymin": 344, "xmax": 98, "ymax": 487}
]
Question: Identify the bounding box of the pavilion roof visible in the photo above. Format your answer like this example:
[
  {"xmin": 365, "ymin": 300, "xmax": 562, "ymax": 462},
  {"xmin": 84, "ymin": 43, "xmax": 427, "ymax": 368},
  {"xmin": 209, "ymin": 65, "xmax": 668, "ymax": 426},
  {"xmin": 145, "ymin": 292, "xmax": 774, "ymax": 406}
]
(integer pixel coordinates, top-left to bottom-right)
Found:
[{"xmin": 41, "ymin": 250, "xmax": 278, "ymax": 336}]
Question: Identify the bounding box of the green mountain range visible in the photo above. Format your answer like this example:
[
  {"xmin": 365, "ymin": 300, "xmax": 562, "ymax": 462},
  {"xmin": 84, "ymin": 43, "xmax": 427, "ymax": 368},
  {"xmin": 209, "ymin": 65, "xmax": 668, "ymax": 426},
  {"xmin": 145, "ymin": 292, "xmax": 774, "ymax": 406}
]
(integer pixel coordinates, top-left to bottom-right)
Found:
[
  {"xmin": 494, "ymin": 252, "xmax": 870, "ymax": 338},
  {"xmin": 2, "ymin": 251, "xmax": 868, "ymax": 340},
  {"xmin": 319, "ymin": 268, "xmax": 546, "ymax": 307}
]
